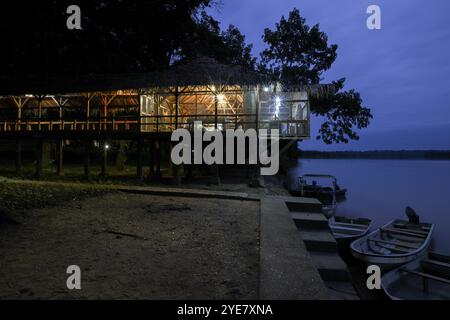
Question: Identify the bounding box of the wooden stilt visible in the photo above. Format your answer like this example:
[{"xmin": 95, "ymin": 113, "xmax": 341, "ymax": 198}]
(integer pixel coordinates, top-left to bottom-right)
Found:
[
  {"xmin": 84, "ymin": 141, "xmax": 91, "ymax": 179},
  {"xmin": 16, "ymin": 140, "xmax": 22, "ymax": 174},
  {"xmin": 210, "ymin": 164, "xmax": 220, "ymax": 185},
  {"xmin": 172, "ymin": 165, "xmax": 181, "ymax": 185},
  {"xmin": 155, "ymin": 140, "xmax": 161, "ymax": 179},
  {"xmin": 148, "ymin": 139, "xmax": 155, "ymax": 178},
  {"xmin": 171, "ymin": 142, "xmax": 181, "ymax": 186},
  {"xmin": 249, "ymin": 164, "xmax": 264, "ymax": 188},
  {"xmin": 137, "ymin": 138, "xmax": 143, "ymax": 180},
  {"xmin": 35, "ymin": 139, "xmax": 43, "ymax": 179},
  {"xmin": 56, "ymin": 139, "xmax": 64, "ymax": 176},
  {"xmin": 101, "ymin": 141, "xmax": 108, "ymax": 178}
]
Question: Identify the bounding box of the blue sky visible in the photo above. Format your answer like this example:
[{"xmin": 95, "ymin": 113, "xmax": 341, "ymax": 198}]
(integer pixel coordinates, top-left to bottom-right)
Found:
[{"xmin": 209, "ymin": 0, "xmax": 450, "ymax": 150}]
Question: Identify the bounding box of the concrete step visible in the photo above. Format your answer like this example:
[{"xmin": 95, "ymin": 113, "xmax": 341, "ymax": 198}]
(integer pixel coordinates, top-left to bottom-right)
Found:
[
  {"xmin": 309, "ymin": 251, "xmax": 350, "ymax": 282},
  {"xmin": 301, "ymin": 230, "xmax": 338, "ymax": 253},
  {"xmin": 284, "ymin": 198, "xmax": 323, "ymax": 213},
  {"xmin": 325, "ymin": 281, "xmax": 359, "ymax": 300},
  {"xmin": 291, "ymin": 212, "xmax": 329, "ymax": 229}
]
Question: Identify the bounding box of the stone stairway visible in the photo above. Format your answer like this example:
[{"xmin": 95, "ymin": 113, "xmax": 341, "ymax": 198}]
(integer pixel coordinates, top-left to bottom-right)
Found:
[{"xmin": 284, "ymin": 197, "xmax": 358, "ymax": 298}]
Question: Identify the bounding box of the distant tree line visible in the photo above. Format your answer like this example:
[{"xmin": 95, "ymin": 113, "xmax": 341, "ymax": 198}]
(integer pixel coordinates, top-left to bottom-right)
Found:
[
  {"xmin": 0, "ymin": 1, "xmax": 372, "ymax": 144},
  {"xmin": 297, "ymin": 150, "xmax": 450, "ymax": 160}
]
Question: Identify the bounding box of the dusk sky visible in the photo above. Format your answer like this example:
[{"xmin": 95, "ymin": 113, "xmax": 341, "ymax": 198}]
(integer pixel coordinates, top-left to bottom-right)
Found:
[{"xmin": 209, "ymin": 0, "xmax": 450, "ymax": 150}]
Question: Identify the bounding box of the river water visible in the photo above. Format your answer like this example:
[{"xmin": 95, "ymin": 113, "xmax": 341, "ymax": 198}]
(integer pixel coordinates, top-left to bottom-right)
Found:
[{"xmin": 288, "ymin": 159, "xmax": 450, "ymax": 255}]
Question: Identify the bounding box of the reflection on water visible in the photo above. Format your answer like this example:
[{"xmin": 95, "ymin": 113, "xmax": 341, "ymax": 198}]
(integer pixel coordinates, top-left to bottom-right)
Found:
[{"xmin": 288, "ymin": 159, "xmax": 450, "ymax": 255}]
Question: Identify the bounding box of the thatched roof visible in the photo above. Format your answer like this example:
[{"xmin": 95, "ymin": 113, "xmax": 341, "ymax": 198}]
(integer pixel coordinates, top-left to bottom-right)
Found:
[{"xmin": 0, "ymin": 57, "xmax": 334, "ymax": 97}]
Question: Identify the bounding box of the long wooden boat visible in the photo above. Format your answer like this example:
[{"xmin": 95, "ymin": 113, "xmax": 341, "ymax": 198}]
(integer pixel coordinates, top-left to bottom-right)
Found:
[
  {"xmin": 350, "ymin": 219, "xmax": 434, "ymax": 270},
  {"xmin": 329, "ymin": 216, "xmax": 372, "ymax": 247},
  {"xmin": 382, "ymin": 252, "xmax": 450, "ymax": 300},
  {"xmin": 290, "ymin": 174, "xmax": 347, "ymax": 217},
  {"xmin": 290, "ymin": 174, "xmax": 347, "ymax": 201}
]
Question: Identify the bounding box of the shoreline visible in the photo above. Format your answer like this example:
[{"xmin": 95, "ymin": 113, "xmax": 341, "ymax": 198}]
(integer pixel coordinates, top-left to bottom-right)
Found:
[{"xmin": 0, "ymin": 176, "xmax": 336, "ymax": 300}]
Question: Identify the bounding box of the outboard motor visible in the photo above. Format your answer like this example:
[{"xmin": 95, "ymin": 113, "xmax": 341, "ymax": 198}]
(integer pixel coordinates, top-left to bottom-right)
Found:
[{"xmin": 405, "ymin": 206, "xmax": 420, "ymax": 224}]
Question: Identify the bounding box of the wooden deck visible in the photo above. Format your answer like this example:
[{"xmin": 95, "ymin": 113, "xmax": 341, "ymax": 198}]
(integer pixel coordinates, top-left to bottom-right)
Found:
[{"xmin": 0, "ymin": 114, "xmax": 309, "ymax": 139}]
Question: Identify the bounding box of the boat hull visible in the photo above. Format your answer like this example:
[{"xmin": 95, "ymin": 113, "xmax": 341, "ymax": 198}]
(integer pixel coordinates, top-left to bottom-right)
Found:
[
  {"xmin": 382, "ymin": 252, "xmax": 450, "ymax": 300},
  {"xmin": 351, "ymin": 247, "xmax": 429, "ymax": 271},
  {"xmin": 350, "ymin": 219, "xmax": 434, "ymax": 270},
  {"xmin": 329, "ymin": 216, "xmax": 372, "ymax": 248}
]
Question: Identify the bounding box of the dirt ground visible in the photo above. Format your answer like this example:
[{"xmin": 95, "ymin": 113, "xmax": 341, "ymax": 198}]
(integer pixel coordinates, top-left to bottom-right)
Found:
[{"xmin": 0, "ymin": 192, "xmax": 260, "ymax": 299}]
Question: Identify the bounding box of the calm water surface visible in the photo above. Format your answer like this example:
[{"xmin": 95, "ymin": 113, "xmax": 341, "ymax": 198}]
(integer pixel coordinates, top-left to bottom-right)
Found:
[{"xmin": 288, "ymin": 159, "xmax": 450, "ymax": 255}]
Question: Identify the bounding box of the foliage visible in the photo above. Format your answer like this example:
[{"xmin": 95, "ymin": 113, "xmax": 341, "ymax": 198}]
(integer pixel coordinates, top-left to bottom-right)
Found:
[
  {"xmin": 0, "ymin": 1, "xmax": 213, "ymax": 75},
  {"xmin": 260, "ymin": 8, "xmax": 372, "ymax": 143},
  {"xmin": 260, "ymin": 8, "xmax": 337, "ymax": 85},
  {"xmin": 0, "ymin": 3, "xmax": 372, "ymax": 144}
]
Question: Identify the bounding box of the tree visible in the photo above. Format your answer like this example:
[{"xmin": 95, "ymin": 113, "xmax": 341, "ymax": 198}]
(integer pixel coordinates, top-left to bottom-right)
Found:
[
  {"xmin": 260, "ymin": 8, "xmax": 372, "ymax": 144},
  {"xmin": 311, "ymin": 79, "xmax": 373, "ymax": 144},
  {"xmin": 0, "ymin": 1, "xmax": 257, "ymax": 76},
  {"xmin": 0, "ymin": 1, "xmax": 214, "ymax": 76},
  {"xmin": 178, "ymin": 11, "xmax": 256, "ymax": 69},
  {"xmin": 220, "ymin": 25, "xmax": 256, "ymax": 70}
]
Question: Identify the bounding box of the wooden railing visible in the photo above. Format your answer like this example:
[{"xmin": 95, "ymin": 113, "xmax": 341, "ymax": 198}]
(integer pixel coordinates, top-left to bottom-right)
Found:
[{"xmin": 0, "ymin": 114, "xmax": 310, "ymax": 138}]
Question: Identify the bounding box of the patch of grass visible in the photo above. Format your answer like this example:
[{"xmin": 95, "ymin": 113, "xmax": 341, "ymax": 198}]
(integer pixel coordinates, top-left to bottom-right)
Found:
[
  {"xmin": 0, "ymin": 161, "xmax": 149, "ymax": 185},
  {"xmin": 0, "ymin": 179, "xmax": 110, "ymax": 215}
]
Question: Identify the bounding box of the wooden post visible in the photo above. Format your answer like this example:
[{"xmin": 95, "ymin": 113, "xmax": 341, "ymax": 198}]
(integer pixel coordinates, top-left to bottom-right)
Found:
[
  {"xmin": 12, "ymin": 96, "xmax": 29, "ymax": 131},
  {"xmin": 214, "ymin": 94, "xmax": 218, "ymax": 129},
  {"xmin": 156, "ymin": 140, "xmax": 161, "ymax": 179},
  {"xmin": 84, "ymin": 141, "xmax": 91, "ymax": 179},
  {"xmin": 17, "ymin": 99, "xmax": 22, "ymax": 131},
  {"xmin": 148, "ymin": 139, "xmax": 155, "ymax": 177},
  {"xmin": 56, "ymin": 139, "xmax": 64, "ymax": 176},
  {"xmin": 101, "ymin": 141, "xmax": 108, "ymax": 178},
  {"xmin": 15, "ymin": 140, "xmax": 22, "ymax": 174},
  {"xmin": 171, "ymin": 143, "xmax": 181, "ymax": 186},
  {"xmin": 35, "ymin": 138, "xmax": 43, "ymax": 179},
  {"xmin": 172, "ymin": 164, "xmax": 181, "ymax": 186},
  {"xmin": 36, "ymin": 96, "xmax": 44, "ymax": 131},
  {"xmin": 256, "ymin": 86, "xmax": 260, "ymax": 131},
  {"xmin": 210, "ymin": 164, "xmax": 220, "ymax": 185},
  {"xmin": 103, "ymin": 96, "xmax": 107, "ymax": 130},
  {"xmin": 101, "ymin": 94, "xmax": 117, "ymax": 131},
  {"xmin": 86, "ymin": 93, "xmax": 92, "ymax": 129},
  {"xmin": 175, "ymin": 87, "xmax": 179, "ymax": 130},
  {"xmin": 137, "ymin": 138, "xmax": 143, "ymax": 180},
  {"xmin": 59, "ymin": 107, "xmax": 63, "ymax": 130}
]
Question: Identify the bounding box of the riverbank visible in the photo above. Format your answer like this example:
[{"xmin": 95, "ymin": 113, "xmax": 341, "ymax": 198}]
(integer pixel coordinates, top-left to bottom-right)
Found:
[
  {"xmin": 0, "ymin": 188, "xmax": 261, "ymax": 299},
  {"xmin": 0, "ymin": 174, "xmax": 339, "ymax": 300}
]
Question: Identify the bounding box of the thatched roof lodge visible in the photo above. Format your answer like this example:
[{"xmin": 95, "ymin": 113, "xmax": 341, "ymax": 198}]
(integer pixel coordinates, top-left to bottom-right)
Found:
[{"xmin": 0, "ymin": 58, "xmax": 333, "ymax": 139}]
